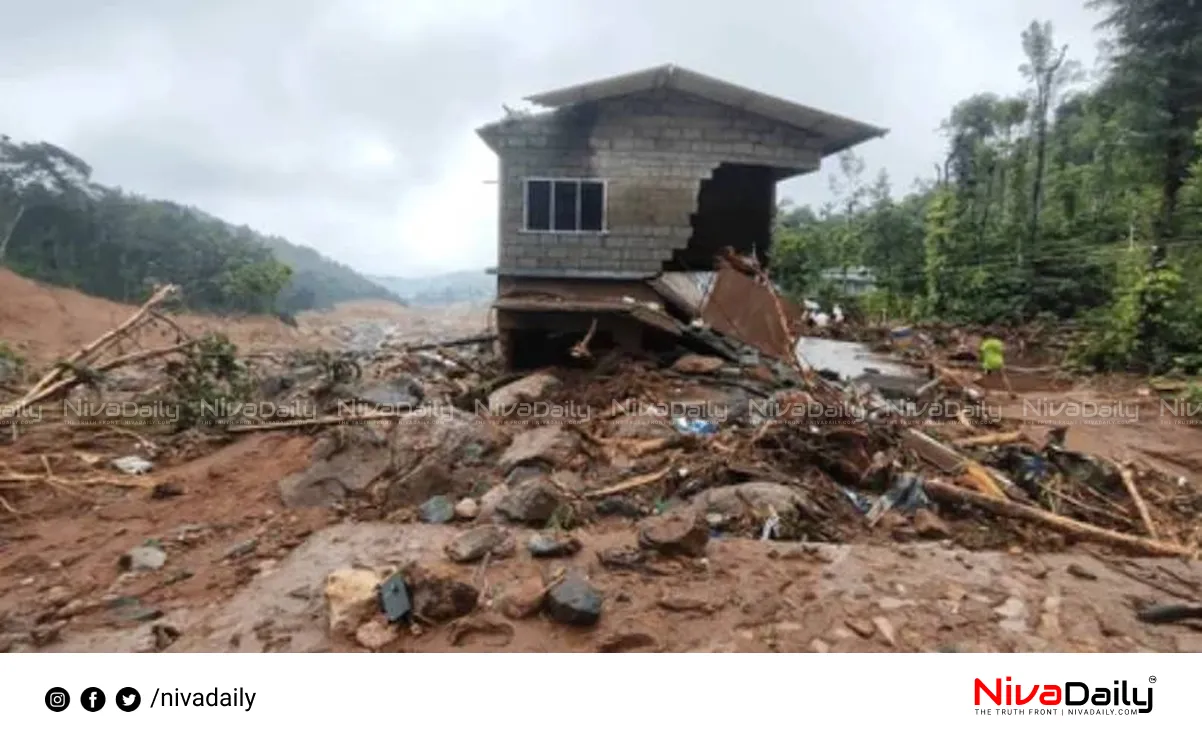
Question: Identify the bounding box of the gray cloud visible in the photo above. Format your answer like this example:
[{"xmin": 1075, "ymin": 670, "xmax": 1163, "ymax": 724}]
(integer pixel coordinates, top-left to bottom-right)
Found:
[{"xmin": 0, "ymin": 0, "xmax": 1102, "ymax": 276}]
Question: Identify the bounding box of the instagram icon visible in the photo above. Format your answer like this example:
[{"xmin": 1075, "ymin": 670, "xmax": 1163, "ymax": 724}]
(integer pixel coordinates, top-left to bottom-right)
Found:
[{"xmin": 45, "ymin": 687, "xmax": 70, "ymax": 711}]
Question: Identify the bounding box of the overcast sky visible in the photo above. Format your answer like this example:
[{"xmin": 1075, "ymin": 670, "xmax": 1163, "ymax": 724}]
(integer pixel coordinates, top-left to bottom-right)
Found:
[{"xmin": 0, "ymin": 0, "xmax": 1105, "ymax": 278}]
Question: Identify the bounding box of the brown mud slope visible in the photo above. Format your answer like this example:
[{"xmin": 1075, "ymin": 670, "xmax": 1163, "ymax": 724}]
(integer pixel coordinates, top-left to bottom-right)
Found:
[
  {"xmin": 995, "ymin": 372, "xmax": 1202, "ymax": 489},
  {"xmin": 0, "ymin": 269, "xmax": 314, "ymax": 363},
  {"xmin": 1, "ymin": 407, "xmax": 1200, "ymax": 654}
]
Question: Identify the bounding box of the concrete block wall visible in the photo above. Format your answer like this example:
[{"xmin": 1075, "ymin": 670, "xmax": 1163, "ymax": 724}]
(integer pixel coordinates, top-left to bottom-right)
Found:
[{"xmin": 491, "ymin": 89, "xmax": 820, "ymax": 275}]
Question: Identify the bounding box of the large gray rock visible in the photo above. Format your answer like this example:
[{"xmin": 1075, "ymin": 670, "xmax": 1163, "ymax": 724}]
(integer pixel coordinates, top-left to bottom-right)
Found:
[
  {"xmin": 690, "ymin": 482, "xmax": 814, "ymax": 522},
  {"xmin": 497, "ymin": 476, "xmax": 564, "ymax": 525},
  {"xmin": 349, "ymin": 375, "xmax": 425, "ymax": 408},
  {"xmin": 390, "ymin": 409, "xmax": 508, "ymax": 473},
  {"xmin": 278, "ymin": 427, "xmax": 392, "ymax": 508},
  {"xmin": 497, "ymin": 425, "xmax": 580, "ymax": 472},
  {"xmin": 638, "ymin": 510, "xmax": 709, "ymax": 557},
  {"xmin": 445, "ymin": 526, "xmax": 515, "ymax": 563},
  {"xmin": 546, "ymin": 572, "xmax": 603, "ymax": 626},
  {"xmin": 488, "ymin": 372, "xmax": 560, "ymax": 412}
]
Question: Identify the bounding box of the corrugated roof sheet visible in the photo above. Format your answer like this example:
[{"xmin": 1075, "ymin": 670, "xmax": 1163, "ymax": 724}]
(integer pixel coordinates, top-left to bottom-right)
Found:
[{"xmin": 524, "ymin": 64, "xmax": 887, "ymax": 156}]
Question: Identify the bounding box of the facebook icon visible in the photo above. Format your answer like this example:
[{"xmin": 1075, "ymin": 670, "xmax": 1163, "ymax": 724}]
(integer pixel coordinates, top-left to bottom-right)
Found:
[{"xmin": 80, "ymin": 687, "xmax": 106, "ymax": 712}]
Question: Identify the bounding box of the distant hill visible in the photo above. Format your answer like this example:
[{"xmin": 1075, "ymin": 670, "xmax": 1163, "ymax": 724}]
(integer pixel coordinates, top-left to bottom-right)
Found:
[
  {"xmin": 0, "ymin": 135, "xmax": 402, "ymax": 315},
  {"xmin": 370, "ymin": 270, "xmax": 494, "ymax": 306}
]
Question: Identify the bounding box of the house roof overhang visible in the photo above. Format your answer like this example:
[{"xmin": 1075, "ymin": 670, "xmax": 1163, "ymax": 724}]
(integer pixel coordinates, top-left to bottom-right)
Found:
[{"xmin": 513, "ymin": 63, "xmax": 888, "ymax": 157}]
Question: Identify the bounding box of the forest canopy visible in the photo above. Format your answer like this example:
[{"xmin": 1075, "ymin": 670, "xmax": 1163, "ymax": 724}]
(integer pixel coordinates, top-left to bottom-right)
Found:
[
  {"xmin": 0, "ymin": 136, "xmax": 401, "ymax": 315},
  {"xmin": 772, "ymin": 0, "xmax": 1202, "ymax": 374}
]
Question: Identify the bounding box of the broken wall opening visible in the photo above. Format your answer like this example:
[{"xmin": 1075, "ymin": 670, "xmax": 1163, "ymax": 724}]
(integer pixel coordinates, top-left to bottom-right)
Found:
[
  {"xmin": 500, "ymin": 312, "xmax": 656, "ymax": 370},
  {"xmin": 670, "ymin": 163, "xmax": 776, "ymax": 271}
]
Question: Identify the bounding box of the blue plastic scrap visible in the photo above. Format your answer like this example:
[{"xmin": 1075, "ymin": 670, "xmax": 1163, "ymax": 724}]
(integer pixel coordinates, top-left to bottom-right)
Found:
[
  {"xmin": 672, "ymin": 417, "xmax": 718, "ymax": 435},
  {"xmin": 839, "ymin": 486, "xmax": 872, "ymax": 514},
  {"xmin": 378, "ymin": 573, "xmax": 412, "ymax": 623},
  {"xmin": 866, "ymin": 473, "xmax": 931, "ymax": 524}
]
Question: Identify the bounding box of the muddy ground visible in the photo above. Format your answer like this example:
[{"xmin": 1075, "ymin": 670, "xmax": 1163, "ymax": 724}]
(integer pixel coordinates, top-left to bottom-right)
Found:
[{"xmin": 2, "ymin": 273, "xmax": 1202, "ymax": 653}]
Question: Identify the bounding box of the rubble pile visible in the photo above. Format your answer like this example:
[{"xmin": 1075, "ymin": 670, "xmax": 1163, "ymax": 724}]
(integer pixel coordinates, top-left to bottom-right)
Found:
[{"xmin": 1, "ymin": 280, "xmax": 1200, "ymax": 653}]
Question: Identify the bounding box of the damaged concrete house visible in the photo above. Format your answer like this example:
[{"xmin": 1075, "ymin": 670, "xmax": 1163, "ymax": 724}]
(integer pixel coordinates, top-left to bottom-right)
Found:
[{"xmin": 477, "ymin": 64, "xmax": 886, "ymax": 368}]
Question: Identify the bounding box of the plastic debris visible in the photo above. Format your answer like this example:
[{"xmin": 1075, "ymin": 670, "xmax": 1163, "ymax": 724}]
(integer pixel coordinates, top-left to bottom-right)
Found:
[
  {"xmin": 378, "ymin": 573, "xmax": 412, "ymax": 623},
  {"xmin": 867, "ymin": 473, "xmax": 931, "ymax": 526},
  {"xmin": 672, "ymin": 417, "xmax": 718, "ymax": 435},
  {"xmin": 839, "ymin": 486, "xmax": 872, "ymax": 514}
]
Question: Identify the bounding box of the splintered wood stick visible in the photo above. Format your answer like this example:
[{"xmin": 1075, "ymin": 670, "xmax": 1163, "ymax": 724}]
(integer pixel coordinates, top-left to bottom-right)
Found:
[
  {"xmin": 570, "ymin": 318, "xmax": 598, "ymax": 359},
  {"xmin": 924, "ymin": 479, "xmax": 1191, "ymax": 558},
  {"xmin": 1120, "ymin": 464, "xmax": 1160, "ymax": 540},
  {"xmin": 586, "ymin": 466, "xmax": 673, "ymax": 498},
  {"xmin": 954, "ymin": 431, "xmax": 1025, "ymax": 447},
  {"xmin": 12, "ymin": 284, "xmax": 180, "ymax": 416}
]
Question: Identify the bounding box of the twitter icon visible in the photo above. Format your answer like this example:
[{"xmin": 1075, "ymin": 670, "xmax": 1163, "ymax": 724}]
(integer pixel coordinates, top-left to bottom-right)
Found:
[{"xmin": 115, "ymin": 687, "xmax": 141, "ymax": 712}]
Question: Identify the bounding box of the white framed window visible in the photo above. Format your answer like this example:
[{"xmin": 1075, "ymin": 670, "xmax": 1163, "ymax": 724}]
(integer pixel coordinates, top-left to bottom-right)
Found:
[{"xmin": 523, "ymin": 178, "xmax": 606, "ymax": 233}]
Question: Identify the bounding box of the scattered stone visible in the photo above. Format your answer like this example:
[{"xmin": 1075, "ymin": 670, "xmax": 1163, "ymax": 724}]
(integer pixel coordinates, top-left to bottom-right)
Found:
[
  {"xmin": 877, "ymin": 596, "xmax": 913, "ymax": 611},
  {"xmin": 845, "ymin": 618, "xmax": 875, "ymax": 638},
  {"xmin": 454, "ymin": 498, "xmax": 479, "ymax": 520},
  {"xmin": 418, "ymin": 495, "xmax": 456, "ymax": 524},
  {"xmin": 385, "ymin": 461, "xmax": 454, "ymax": 510},
  {"xmin": 30, "ymin": 621, "xmax": 66, "ymax": 647},
  {"xmin": 2, "ymin": 553, "xmax": 49, "ymax": 576},
  {"xmin": 671, "ymin": 354, "xmax": 725, "ymax": 375},
  {"xmin": 1067, "ymin": 562, "xmax": 1098, "ymax": 581},
  {"xmin": 498, "ymin": 425, "xmax": 580, "ymax": 472},
  {"xmin": 351, "ymin": 375, "xmax": 424, "ymax": 408},
  {"xmin": 505, "ymin": 464, "xmax": 546, "ymax": 487},
  {"xmin": 595, "ymin": 496, "xmax": 644, "ymax": 518},
  {"xmin": 551, "ymin": 471, "xmax": 586, "ymax": 493},
  {"xmin": 151, "ymin": 623, "xmax": 181, "ymax": 651},
  {"xmin": 497, "ymin": 476, "xmax": 563, "ymax": 525},
  {"xmin": 405, "ymin": 564, "xmax": 479, "ymax": 621},
  {"xmin": 608, "ymin": 414, "xmax": 674, "ymax": 439},
  {"xmin": 912, "ymin": 509, "xmax": 951, "ymax": 540},
  {"xmin": 872, "ymin": 616, "xmax": 897, "ymax": 647},
  {"xmin": 691, "ymin": 482, "xmax": 813, "ymax": 524},
  {"xmin": 222, "ymin": 538, "xmax": 258, "ymax": 561},
  {"xmin": 111, "ymin": 600, "xmax": 164, "ymax": 623},
  {"xmin": 447, "ymin": 615, "xmax": 515, "ymax": 647},
  {"xmin": 477, "ymin": 483, "xmax": 508, "ymax": 521},
  {"xmin": 638, "ymin": 510, "xmax": 709, "ymax": 557},
  {"xmin": 597, "ymin": 546, "xmax": 646, "ymax": 572},
  {"xmin": 324, "ymin": 568, "xmax": 382, "ymax": 636},
  {"xmin": 657, "ymin": 593, "xmax": 715, "ymax": 614},
  {"xmin": 597, "ymin": 630, "xmax": 661, "ymax": 652},
  {"xmin": 527, "ymin": 531, "xmax": 582, "ymax": 558},
  {"xmin": 56, "ymin": 598, "xmax": 98, "ymax": 620},
  {"xmin": 150, "ymin": 481, "xmax": 184, "ymax": 500},
  {"xmin": 278, "ymin": 427, "xmax": 391, "ymax": 508},
  {"xmin": 355, "ymin": 617, "xmax": 400, "ymax": 650},
  {"xmin": 489, "ymin": 372, "xmax": 560, "ymax": 412},
  {"xmin": 118, "ymin": 545, "xmax": 166, "ymax": 572},
  {"xmin": 390, "ymin": 409, "xmax": 508, "ymax": 473},
  {"xmin": 112, "ymin": 455, "xmax": 153, "ymax": 475},
  {"xmin": 444, "ymin": 526, "xmax": 515, "ymax": 563},
  {"xmin": 546, "ymin": 573, "xmax": 603, "ymax": 627},
  {"xmin": 810, "ymin": 639, "xmax": 831, "ymax": 653},
  {"xmin": 994, "ymin": 596, "xmax": 1028, "ymax": 620},
  {"xmin": 498, "ymin": 576, "xmax": 547, "ymax": 619}
]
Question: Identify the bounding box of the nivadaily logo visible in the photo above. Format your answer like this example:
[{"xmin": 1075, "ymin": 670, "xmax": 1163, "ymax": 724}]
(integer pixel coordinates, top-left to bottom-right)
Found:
[{"xmin": 974, "ymin": 676, "xmax": 1154, "ymax": 716}]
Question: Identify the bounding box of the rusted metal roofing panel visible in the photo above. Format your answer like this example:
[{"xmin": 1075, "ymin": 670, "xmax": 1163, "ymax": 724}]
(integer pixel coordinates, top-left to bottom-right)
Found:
[{"xmin": 700, "ymin": 262, "xmax": 802, "ymax": 360}]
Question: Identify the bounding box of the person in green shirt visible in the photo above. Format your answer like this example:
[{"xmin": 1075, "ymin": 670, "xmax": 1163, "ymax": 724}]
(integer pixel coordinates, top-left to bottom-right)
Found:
[
  {"xmin": 980, "ymin": 337, "xmax": 1004, "ymax": 372},
  {"xmin": 979, "ymin": 337, "xmax": 1014, "ymax": 397}
]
